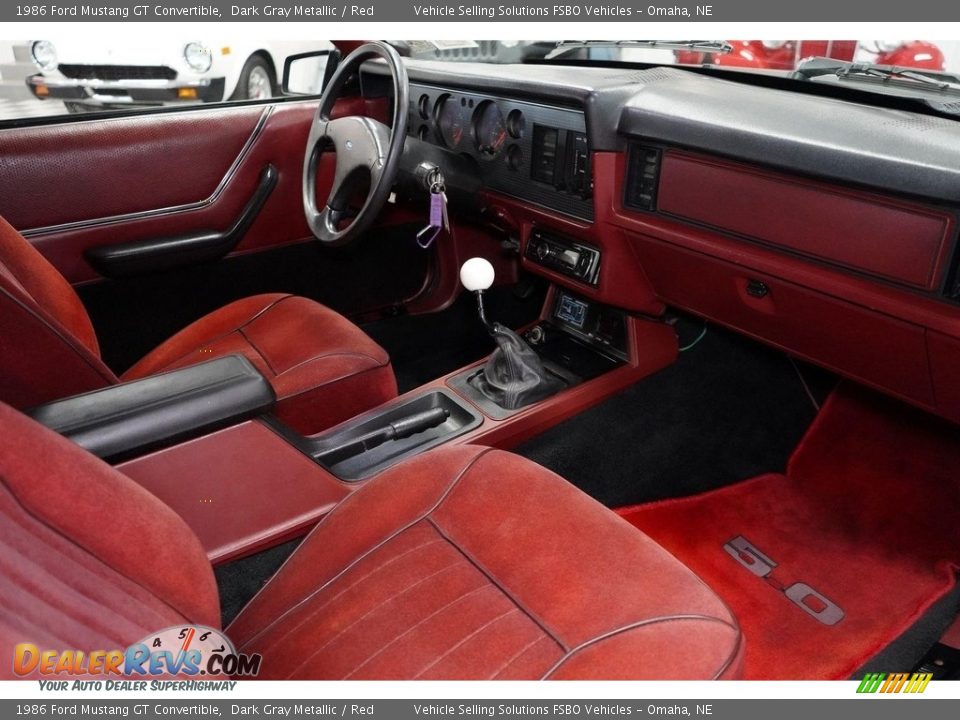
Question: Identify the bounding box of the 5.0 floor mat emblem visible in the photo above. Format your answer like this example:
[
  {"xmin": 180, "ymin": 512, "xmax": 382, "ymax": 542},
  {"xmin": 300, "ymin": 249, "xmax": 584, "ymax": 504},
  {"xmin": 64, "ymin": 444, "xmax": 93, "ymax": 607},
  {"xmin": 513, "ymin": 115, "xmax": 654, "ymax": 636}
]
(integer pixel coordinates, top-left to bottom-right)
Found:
[{"xmin": 724, "ymin": 535, "xmax": 845, "ymax": 626}]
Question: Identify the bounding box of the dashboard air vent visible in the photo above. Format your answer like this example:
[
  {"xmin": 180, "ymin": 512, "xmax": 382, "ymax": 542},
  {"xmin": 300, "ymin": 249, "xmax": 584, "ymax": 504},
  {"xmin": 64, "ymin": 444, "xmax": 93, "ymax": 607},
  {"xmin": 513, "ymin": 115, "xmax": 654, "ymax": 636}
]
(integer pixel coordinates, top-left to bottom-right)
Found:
[{"xmin": 625, "ymin": 144, "xmax": 662, "ymax": 211}]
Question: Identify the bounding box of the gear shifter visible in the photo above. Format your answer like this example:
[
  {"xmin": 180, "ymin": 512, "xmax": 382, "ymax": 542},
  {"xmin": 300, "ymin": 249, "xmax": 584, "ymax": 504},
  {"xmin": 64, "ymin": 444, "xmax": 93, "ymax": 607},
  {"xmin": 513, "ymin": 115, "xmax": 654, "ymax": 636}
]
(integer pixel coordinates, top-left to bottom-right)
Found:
[{"xmin": 459, "ymin": 258, "xmax": 565, "ymax": 410}]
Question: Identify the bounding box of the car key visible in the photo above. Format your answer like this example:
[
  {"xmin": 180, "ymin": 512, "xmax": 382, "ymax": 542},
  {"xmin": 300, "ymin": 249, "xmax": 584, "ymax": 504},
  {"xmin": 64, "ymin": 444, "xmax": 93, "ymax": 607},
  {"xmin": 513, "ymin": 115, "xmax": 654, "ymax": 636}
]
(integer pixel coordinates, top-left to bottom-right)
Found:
[{"xmin": 417, "ymin": 173, "xmax": 449, "ymax": 248}]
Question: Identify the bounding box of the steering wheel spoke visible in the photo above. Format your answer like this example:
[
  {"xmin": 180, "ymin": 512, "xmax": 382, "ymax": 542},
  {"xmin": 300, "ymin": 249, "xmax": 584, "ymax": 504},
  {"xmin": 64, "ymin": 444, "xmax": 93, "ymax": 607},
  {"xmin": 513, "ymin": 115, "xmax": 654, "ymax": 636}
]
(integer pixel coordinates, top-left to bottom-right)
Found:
[{"xmin": 302, "ymin": 42, "xmax": 408, "ymax": 246}]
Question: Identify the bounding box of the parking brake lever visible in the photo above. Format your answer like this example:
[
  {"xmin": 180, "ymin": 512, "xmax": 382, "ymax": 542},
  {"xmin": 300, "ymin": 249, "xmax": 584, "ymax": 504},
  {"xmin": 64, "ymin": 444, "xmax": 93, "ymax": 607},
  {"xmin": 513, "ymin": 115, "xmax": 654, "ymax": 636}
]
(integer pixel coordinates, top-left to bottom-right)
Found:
[{"xmin": 313, "ymin": 407, "xmax": 450, "ymax": 467}]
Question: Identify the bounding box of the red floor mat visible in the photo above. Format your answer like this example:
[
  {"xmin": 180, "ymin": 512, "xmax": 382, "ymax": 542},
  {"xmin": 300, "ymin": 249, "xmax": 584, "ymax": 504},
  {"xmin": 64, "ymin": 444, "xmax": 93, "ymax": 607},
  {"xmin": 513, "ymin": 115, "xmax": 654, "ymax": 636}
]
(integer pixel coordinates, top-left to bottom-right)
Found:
[{"xmin": 618, "ymin": 386, "xmax": 960, "ymax": 679}]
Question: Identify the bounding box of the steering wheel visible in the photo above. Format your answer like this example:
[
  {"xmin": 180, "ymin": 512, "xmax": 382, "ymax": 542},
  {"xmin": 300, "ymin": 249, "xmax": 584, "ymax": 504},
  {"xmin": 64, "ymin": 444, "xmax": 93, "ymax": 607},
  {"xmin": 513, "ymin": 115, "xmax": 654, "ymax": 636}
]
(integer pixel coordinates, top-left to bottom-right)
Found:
[{"xmin": 302, "ymin": 42, "xmax": 408, "ymax": 246}]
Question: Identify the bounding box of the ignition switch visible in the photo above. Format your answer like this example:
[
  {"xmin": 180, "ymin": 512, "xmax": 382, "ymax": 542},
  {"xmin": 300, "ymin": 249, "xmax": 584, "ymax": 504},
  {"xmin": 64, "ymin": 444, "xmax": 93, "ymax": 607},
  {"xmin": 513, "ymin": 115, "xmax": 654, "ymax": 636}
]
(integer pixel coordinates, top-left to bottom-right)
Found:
[{"xmin": 414, "ymin": 162, "xmax": 443, "ymax": 192}]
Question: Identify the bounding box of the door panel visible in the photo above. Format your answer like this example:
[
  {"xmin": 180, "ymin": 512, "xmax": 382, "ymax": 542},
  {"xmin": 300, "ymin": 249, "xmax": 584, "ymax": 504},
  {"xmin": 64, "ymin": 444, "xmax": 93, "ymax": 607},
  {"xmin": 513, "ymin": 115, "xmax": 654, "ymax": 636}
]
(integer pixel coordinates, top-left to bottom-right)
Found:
[
  {"xmin": 0, "ymin": 105, "xmax": 264, "ymax": 232},
  {"xmin": 0, "ymin": 102, "xmax": 322, "ymax": 284}
]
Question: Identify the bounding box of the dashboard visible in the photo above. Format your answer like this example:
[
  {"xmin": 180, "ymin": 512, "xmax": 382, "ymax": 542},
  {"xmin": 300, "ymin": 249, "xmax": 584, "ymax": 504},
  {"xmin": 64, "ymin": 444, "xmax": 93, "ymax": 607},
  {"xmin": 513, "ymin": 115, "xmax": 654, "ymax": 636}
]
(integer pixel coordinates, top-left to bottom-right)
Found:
[
  {"xmin": 406, "ymin": 83, "xmax": 593, "ymax": 221},
  {"xmin": 362, "ymin": 58, "xmax": 960, "ymax": 424}
]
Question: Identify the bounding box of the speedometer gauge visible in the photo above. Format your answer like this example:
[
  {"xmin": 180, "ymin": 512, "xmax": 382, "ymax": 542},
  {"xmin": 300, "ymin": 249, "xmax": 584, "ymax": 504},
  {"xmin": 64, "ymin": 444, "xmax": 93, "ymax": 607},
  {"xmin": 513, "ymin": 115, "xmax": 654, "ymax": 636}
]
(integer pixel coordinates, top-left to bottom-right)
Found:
[
  {"xmin": 473, "ymin": 101, "xmax": 507, "ymax": 157},
  {"xmin": 435, "ymin": 95, "xmax": 466, "ymax": 149}
]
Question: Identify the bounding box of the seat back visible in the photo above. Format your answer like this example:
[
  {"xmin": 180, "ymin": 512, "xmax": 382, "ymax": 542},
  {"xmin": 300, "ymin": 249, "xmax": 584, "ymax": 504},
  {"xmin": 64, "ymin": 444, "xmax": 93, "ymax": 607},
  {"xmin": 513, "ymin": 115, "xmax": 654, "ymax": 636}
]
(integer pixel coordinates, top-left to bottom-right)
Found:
[
  {"xmin": 0, "ymin": 401, "xmax": 220, "ymax": 679},
  {"xmin": 0, "ymin": 216, "xmax": 116, "ymax": 408}
]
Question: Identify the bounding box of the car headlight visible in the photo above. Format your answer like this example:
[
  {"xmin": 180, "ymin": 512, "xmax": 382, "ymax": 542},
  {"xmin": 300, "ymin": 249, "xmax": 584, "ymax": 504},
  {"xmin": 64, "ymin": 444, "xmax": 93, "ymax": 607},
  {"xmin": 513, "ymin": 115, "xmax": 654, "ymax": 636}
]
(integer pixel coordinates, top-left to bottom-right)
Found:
[
  {"xmin": 31, "ymin": 40, "xmax": 57, "ymax": 71},
  {"xmin": 184, "ymin": 42, "xmax": 213, "ymax": 73}
]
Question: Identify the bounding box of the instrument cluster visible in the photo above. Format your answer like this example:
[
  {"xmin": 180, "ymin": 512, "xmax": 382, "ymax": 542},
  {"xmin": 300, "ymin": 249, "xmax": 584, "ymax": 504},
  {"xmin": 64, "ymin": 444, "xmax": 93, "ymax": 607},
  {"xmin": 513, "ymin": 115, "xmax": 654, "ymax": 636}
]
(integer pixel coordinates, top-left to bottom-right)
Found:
[
  {"xmin": 415, "ymin": 92, "xmax": 525, "ymax": 166},
  {"xmin": 408, "ymin": 83, "xmax": 593, "ymax": 221}
]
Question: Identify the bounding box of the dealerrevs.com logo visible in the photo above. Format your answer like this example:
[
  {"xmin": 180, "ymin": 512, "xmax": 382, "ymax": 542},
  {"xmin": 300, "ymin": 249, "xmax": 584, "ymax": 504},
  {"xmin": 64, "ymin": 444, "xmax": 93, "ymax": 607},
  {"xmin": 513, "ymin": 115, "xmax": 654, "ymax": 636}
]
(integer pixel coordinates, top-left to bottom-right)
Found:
[{"xmin": 13, "ymin": 626, "xmax": 261, "ymax": 679}]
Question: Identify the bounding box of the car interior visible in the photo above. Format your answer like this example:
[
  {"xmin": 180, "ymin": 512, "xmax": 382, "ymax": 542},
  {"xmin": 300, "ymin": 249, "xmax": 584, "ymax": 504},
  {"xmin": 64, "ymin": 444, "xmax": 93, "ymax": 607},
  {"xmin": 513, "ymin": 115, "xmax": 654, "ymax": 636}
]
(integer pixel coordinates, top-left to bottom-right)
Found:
[{"xmin": 2, "ymin": 40, "xmax": 960, "ymax": 681}]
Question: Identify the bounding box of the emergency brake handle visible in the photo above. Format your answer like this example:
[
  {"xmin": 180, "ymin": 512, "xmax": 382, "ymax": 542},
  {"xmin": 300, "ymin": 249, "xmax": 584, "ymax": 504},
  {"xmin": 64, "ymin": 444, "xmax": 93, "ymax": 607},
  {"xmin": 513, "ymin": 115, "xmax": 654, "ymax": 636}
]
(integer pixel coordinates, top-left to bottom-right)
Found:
[{"xmin": 312, "ymin": 407, "xmax": 450, "ymax": 466}]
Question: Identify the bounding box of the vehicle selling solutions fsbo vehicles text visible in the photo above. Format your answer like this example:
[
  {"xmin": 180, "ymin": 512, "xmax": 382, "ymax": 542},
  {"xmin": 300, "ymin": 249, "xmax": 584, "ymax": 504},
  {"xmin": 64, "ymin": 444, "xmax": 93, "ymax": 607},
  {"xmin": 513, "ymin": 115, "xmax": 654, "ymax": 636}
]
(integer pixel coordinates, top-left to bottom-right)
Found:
[{"xmin": 411, "ymin": 5, "xmax": 713, "ymax": 17}]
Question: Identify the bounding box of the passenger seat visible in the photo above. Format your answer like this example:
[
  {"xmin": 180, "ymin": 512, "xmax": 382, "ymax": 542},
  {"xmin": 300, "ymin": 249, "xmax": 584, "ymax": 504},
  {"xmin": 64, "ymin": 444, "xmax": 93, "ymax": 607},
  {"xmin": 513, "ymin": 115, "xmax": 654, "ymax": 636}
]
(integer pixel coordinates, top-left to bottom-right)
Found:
[{"xmin": 0, "ymin": 402, "xmax": 742, "ymax": 680}]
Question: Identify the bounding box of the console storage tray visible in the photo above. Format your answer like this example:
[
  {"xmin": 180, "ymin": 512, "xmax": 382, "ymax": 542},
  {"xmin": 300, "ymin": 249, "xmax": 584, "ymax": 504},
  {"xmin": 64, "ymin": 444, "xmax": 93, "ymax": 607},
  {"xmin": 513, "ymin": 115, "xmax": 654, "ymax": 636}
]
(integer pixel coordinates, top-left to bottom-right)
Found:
[{"xmin": 279, "ymin": 389, "xmax": 482, "ymax": 481}]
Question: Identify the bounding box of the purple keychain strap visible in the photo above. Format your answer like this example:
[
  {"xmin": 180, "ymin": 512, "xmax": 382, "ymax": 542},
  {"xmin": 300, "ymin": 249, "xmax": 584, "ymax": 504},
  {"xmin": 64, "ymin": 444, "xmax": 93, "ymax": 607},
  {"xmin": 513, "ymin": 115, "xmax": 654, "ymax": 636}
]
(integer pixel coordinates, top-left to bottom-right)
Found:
[{"xmin": 429, "ymin": 191, "xmax": 444, "ymax": 227}]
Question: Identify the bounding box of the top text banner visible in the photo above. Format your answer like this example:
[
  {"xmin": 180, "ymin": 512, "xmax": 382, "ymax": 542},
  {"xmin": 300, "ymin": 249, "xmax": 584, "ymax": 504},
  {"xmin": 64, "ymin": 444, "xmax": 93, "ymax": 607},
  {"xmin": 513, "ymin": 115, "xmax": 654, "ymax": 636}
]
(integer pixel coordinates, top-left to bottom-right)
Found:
[{"xmin": 4, "ymin": 0, "xmax": 960, "ymax": 22}]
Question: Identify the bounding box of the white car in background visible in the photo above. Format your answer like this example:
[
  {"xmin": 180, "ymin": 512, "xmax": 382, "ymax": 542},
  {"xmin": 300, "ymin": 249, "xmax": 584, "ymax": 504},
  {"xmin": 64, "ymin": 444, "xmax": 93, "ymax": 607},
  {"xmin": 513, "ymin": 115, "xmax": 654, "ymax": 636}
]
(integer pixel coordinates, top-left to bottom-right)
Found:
[{"xmin": 23, "ymin": 39, "xmax": 332, "ymax": 112}]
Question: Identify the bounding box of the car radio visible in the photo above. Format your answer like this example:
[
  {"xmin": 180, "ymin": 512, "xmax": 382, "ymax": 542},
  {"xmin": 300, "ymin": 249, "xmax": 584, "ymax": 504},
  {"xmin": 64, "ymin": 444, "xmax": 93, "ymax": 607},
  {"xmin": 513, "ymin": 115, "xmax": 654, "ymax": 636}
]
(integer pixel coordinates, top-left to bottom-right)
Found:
[{"xmin": 524, "ymin": 229, "xmax": 601, "ymax": 285}]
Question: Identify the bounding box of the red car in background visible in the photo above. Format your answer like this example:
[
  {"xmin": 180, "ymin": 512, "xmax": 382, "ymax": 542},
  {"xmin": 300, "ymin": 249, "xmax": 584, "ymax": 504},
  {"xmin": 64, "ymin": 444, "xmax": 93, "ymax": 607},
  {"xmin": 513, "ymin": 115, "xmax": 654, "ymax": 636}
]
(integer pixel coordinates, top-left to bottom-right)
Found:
[{"xmin": 677, "ymin": 40, "xmax": 945, "ymax": 70}]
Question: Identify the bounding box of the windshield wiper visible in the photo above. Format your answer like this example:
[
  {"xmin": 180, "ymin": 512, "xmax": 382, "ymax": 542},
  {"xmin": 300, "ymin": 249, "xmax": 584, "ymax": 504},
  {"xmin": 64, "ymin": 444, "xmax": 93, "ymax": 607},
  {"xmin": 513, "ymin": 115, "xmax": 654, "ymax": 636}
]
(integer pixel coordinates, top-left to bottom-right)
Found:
[
  {"xmin": 549, "ymin": 40, "xmax": 732, "ymax": 59},
  {"xmin": 794, "ymin": 57, "xmax": 960, "ymax": 92}
]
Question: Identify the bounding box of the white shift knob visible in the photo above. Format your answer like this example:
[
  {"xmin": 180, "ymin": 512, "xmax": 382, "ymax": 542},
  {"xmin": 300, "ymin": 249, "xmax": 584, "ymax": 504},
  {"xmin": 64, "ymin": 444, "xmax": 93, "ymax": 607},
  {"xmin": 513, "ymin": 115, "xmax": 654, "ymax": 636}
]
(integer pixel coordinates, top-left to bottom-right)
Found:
[{"xmin": 459, "ymin": 257, "xmax": 495, "ymax": 292}]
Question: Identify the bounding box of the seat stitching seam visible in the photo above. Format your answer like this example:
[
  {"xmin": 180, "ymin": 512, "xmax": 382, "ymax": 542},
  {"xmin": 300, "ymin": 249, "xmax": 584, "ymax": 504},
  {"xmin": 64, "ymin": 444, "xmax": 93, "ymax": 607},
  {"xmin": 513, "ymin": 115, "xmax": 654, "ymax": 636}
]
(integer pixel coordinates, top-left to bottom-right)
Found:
[
  {"xmin": 0, "ymin": 472, "xmax": 202, "ymax": 625},
  {"xmin": 711, "ymin": 621, "xmax": 745, "ymax": 680},
  {"xmin": 342, "ymin": 582, "xmax": 496, "ymax": 679},
  {"xmin": 540, "ymin": 614, "xmax": 742, "ymax": 680},
  {"xmin": 425, "ymin": 515, "xmax": 570, "ymax": 653},
  {"xmin": 0, "ymin": 286, "xmax": 115, "ymax": 384},
  {"xmin": 243, "ymin": 537, "xmax": 448, "ymax": 656},
  {"xmin": 281, "ymin": 559, "xmax": 464, "ymax": 679},
  {"xmin": 0, "ymin": 605, "xmax": 76, "ymax": 651},
  {"xmin": 0, "ymin": 566, "xmax": 132, "ymax": 649},
  {"xmin": 127, "ymin": 294, "xmax": 293, "ymax": 376},
  {"xmin": 237, "ymin": 327, "xmax": 278, "ymax": 376},
  {"xmin": 0, "ymin": 510, "xmax": 176, "ymax": 637},
  {"xmin": 412, "ymin": 607, "xmax": 522, "ymax": 679},
  {"xmin": 237, "ymin": 294, "xmax": 296, "ymax": 331},
  {"xmin": 233, "ymin": 449, "xmax": 493, "ymax": 649},
  {"xmin": 274, "ymin": 350, "xmax": 387, "ymax": 378},
  {"xmin": 271, "ymin": 362, "xmax": 393, "ymax": 403},
  {"xmin": 489, "ymin": 635, "xmax": 553, "ymax": 680}
]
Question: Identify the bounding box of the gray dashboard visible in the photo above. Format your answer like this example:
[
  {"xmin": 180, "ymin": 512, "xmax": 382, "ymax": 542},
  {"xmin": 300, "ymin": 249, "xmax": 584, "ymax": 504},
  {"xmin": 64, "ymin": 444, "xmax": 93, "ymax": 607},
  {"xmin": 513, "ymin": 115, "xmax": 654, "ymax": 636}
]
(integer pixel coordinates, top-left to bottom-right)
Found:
[{"xmin": 365, "ymin": 58, "xmax": 960, "ymax": 206}]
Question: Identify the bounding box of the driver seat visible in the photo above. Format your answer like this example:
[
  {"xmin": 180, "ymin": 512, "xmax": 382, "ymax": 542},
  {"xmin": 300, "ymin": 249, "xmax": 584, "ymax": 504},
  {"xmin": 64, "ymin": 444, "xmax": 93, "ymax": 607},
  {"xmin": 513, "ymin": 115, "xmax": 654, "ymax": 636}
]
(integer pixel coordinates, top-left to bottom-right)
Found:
[{"xmin": 0, "ymin": 215, "xmax": 397, "ymax": 434}]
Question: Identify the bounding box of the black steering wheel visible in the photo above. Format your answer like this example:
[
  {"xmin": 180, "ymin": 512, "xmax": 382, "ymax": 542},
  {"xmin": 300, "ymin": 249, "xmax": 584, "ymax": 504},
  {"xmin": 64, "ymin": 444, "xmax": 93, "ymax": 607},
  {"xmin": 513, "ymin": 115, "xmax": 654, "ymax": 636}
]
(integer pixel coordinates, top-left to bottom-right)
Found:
[{"xmin": 302, "ymin": 42, "xmax": 408, "ymax": 246}]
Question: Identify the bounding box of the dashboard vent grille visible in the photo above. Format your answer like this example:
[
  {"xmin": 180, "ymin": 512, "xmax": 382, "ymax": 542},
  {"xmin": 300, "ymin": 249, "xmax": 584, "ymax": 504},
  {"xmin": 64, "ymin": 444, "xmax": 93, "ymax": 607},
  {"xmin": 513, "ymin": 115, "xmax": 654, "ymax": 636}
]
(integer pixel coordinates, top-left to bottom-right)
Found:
[{"xmin": 625, "ymin": 144, "xmax": 662, "ymax": 211}]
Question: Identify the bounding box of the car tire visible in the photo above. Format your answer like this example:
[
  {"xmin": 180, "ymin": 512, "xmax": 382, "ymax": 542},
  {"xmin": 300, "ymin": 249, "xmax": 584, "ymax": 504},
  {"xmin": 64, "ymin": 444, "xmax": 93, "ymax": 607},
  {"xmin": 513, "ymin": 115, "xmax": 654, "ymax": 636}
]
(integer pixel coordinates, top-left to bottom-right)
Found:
[{"xmin": 230, "ymin": 55, "xmax": 276, "ymax": 101}]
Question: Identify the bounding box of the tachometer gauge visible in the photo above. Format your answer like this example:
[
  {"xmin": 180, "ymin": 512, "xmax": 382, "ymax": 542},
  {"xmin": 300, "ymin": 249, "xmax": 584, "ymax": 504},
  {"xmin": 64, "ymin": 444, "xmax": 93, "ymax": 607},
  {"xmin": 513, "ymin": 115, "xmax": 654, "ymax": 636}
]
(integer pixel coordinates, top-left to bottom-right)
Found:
[
  {"xmin": 473, "ymin": 101, "xmax": 507, "ymax": 157},
  {"xmin": 436, "ymin": 95, "xmax": 466, "ymax": 149}
]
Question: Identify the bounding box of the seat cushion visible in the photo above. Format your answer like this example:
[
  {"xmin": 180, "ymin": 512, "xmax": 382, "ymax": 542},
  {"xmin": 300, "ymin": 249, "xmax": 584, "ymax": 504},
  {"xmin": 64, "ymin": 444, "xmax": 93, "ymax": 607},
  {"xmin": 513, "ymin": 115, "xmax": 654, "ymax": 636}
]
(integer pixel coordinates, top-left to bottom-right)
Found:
[
  {"xmin": 226, "ymin": 445, "xmax": 743, "ymax": 680},
  {"xmin": 0, "ymin": 402, "xmax": 220, "ymax": 679},
  {"xmin": 122, "ymin": 294, "xmax": 397, "ymax": 435}
]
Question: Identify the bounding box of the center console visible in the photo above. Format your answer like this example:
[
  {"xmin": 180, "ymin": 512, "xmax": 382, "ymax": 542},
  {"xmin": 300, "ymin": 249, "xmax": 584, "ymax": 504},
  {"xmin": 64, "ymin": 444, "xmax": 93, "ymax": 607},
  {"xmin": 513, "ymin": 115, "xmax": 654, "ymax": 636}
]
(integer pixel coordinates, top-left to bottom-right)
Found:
[
  {"xmin": 68, "ymin": 273, "xmax": 676, "ymax": 567},
  {"xmin": 447, "ymin": 289, "xmax": 628, "ymax": 419}
]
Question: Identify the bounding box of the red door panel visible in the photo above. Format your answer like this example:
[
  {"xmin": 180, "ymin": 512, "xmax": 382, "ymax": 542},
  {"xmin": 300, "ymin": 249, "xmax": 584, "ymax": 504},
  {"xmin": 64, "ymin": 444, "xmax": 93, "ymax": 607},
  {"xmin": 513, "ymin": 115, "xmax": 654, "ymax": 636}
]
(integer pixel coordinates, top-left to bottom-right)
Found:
[
  {"xmin": 0, "ymin": 106, "xmax": 264, "ymax": 231},
  {"xmin": 0, "ymin": 102, "xmax": 326, "ymax": 284}
]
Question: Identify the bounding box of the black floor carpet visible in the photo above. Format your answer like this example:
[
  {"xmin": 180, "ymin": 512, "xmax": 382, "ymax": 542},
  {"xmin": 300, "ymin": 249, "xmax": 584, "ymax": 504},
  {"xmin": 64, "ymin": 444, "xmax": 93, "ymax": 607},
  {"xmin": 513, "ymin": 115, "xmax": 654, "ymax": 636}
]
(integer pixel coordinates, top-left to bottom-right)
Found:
[
  {"xmin": 215, "ymin": 538, "xmax": 302, "ymax": 628},
  {"xmin": 362, "ymin": 276, "xmax": 547, "ymax": 393},
  {"xmin": 515, "ymin": 321, "xmax": 835, "ymax": 509}
]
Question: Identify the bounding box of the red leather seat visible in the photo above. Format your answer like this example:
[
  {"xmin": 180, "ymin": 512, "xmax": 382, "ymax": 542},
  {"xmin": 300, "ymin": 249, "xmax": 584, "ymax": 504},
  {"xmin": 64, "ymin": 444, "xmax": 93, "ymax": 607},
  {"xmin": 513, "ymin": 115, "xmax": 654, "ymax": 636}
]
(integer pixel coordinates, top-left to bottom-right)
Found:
[
  {"xmin": 0, "ymin": 402, "xmax": 743, "ymax": 680},
  {"xmin": 0, "ymin": 216, "xmax": 396, "ymax": 434}
]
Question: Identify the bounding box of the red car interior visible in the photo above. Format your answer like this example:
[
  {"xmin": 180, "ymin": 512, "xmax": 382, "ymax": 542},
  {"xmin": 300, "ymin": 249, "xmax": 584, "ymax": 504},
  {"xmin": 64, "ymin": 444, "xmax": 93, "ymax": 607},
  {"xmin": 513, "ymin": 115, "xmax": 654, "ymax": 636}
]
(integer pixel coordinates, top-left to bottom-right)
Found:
[
  {"xmin": 1, "ymin": 41, "xmax": 959, "ymax": 681},
  {"xmin": 0, "ymin": 216, "xmax": 397, "ymax": 433},
  {"xmin": 0, "ymin": 403, "xmax": 742, "ymax": 681}
]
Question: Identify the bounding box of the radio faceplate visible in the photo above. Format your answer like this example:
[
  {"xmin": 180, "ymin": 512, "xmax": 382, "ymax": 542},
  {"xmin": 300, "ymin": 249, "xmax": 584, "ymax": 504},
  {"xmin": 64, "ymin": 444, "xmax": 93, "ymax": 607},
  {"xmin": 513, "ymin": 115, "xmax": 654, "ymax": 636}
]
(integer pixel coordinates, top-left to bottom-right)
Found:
[{"xmin": 525, "ymin": 229, "xmax": 601, "ymax": 286}]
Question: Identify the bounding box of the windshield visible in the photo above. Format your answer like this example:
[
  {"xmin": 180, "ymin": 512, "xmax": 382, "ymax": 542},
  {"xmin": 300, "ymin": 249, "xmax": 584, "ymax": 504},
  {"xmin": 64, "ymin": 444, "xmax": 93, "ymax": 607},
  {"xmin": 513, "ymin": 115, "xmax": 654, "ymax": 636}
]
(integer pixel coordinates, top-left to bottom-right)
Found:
[
  {"xmin": 397, "ymin": 40, "xmax": 960, "ymax": 104},
  {"xmin": 400, "ymin": 39, "xmax": 955, "ymax": 71}
]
